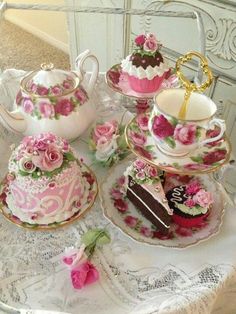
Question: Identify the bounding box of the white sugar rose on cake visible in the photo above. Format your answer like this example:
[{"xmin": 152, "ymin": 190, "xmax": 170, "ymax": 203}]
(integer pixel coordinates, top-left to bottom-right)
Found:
[
  {"xmin": 3, "ymin": 133, "xmax": 95, "ymax": 226},
  {"xmin": 121, "ymin": 33, "xmax": 170, "ymax": 93}
]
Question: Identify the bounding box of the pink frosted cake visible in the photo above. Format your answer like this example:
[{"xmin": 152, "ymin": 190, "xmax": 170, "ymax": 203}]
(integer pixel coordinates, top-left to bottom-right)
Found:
[
  {"xmin": 121, "ymin": 33, "xmax": 170, "ymax": 93},
  {"xmin": 5, "ymin": 133, "xmax": 91, "ymax": 225}
]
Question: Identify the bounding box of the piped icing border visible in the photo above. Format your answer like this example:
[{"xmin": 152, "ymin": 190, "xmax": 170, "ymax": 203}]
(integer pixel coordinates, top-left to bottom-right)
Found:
[{"xmin": 121, "ymin": 55, "xmax": 169, "ymax": 80}]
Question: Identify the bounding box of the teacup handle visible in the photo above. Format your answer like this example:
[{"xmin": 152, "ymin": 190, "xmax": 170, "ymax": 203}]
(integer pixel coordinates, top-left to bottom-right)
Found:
[
  {"xmin": 75, "ymin": 49, "xmax": 99, "ymax": 97},
  {"xmin": 200, "ymin": 118, "xmax": 226, "ymax": 146}
]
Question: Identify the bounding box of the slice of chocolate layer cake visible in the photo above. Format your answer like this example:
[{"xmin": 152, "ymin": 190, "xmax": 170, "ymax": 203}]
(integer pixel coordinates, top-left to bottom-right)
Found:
[{"xmin": 124, "ymin": 159, "xmax": 173, "ymax": 234}]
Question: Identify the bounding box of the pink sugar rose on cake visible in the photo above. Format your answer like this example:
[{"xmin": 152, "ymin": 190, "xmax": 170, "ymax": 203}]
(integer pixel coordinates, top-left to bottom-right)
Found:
[{"xmin": 32, "ymin": 144, "xmax": 63, "ymax": 172}]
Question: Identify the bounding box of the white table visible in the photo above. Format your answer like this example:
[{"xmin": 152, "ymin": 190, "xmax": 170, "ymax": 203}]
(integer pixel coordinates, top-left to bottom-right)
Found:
[{"xmin": 0, "ymin": 70, "xmax": 236, "ymax": 314}]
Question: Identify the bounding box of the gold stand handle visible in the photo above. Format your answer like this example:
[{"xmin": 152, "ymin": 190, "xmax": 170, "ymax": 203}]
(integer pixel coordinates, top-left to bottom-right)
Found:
[{"xmin": 176, "ymin": 51, "xmax": 213, "ymax": 119}]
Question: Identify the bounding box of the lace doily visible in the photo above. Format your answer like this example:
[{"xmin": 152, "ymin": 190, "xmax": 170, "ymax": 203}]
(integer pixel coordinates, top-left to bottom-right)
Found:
[{"xmin": 0, "ymin": 69, "xmax": 236, "ymax": 314}]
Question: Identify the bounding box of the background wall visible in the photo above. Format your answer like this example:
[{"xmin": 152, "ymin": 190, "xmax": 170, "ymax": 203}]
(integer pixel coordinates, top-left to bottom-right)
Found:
[{"xmin": 4, "ymin": 0, "xmax": 69, "ymax": 53}]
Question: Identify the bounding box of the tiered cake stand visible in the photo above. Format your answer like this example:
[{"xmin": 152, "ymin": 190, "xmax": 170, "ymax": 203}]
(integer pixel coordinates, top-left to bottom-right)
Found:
[
  {"xmin": 101, "ymin": 52, "xmax": 232, "ymax": 248},
  {"xmin": 106, "ymin": 63, "xmax": 178, "ymax": 113}
]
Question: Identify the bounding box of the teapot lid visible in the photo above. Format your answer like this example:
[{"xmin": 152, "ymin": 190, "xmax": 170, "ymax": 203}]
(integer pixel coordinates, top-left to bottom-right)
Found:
[{"xmin": 21, "ymin": 63, "xmax": 80, "ymax": 97}]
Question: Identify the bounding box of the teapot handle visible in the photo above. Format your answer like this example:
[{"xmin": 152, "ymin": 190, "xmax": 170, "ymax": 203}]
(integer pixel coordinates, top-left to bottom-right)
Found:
[{"xmin": 75, "ymin": 50, "xmax": 99, "ymax": 97}]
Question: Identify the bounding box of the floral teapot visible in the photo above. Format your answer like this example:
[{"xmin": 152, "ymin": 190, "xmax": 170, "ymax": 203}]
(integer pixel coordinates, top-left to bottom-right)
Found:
[{"xmin": 0, "ymin": 50, "xmax": 99, "ymax": 140}]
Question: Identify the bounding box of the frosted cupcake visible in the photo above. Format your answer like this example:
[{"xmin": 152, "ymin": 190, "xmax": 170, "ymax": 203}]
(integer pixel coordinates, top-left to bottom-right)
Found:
[
  {"xmin": 166, "ymin": 180, "xmax": 213, "ymax": 228},
  {"xmin": 121, "ymin": 33, "xmax": 170, "ymax": 93}
]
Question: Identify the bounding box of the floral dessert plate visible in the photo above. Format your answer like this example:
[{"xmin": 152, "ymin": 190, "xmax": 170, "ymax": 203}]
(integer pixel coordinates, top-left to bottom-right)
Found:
[
  {"xmin": 0, "ymin": 163, "xmax": 98, "ymax": 231},
  {"xmin": 125, "ymin": 112, "xmax": 231, "ymax": 175},
  {"xmin": 100, "ymin": 158, "xmax": 226, "ymax": 249},
  {"xmin": 106, "ymin": 64, "xmax": 178, "ymax": 100}
]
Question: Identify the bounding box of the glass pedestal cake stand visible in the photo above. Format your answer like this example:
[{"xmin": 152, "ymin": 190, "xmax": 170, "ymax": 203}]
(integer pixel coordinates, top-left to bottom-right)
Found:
[
  {"xmin": 0, "ymin": 162, "xmax": 98, "ymax": 231},
  {"xmin": 105, "ymin": 64, "xmax": 178, "ymax": 113}
]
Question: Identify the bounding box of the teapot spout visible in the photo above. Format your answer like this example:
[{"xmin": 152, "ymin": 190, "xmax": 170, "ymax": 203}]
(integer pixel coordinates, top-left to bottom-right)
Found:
[{"xmin": 0, "ymin": 104, "xmax": 26, "ymax": 133}]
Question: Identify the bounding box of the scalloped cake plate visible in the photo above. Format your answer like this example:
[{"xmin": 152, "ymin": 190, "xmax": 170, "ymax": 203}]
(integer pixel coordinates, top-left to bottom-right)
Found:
[
  {"xmin": 100, "ymin": 158, "xmax": 226, "ymax": 249},
  {"xmin": 0, "ymin": 163, "xmax": 98, "ymax": 231},
  {"xmin": 125, "ymin": 112, "xmax": 231, "ymax": 175}
]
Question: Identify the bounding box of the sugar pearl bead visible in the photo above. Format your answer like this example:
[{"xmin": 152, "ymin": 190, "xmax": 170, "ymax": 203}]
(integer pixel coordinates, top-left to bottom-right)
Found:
[{"xmin": 142, "ymin": 60, "xmax": 146, "ymax": 63}]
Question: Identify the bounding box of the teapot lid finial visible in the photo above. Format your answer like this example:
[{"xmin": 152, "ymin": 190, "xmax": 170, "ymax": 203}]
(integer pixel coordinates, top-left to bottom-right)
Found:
[{"xmin": 40, "ymin": 63, "xmax": 54, "ymax": 71}]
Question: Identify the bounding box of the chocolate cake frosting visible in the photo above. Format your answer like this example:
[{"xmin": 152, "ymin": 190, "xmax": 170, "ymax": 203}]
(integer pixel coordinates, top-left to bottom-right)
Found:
[{"xmin": 130, "ymin": 51, "xmax": 164, "ymax": 69}]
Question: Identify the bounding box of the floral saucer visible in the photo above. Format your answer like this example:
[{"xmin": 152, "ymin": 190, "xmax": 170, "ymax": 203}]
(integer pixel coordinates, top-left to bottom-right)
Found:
[
  {"xmin": 125, "ymin": 112, "xmax": 231, "ymax": 175},
  {"xmin": 100, "ymin": 158, "xmax": 226, "ymax": 249},
  {"xmin": 0, "ymin": 163, "xmax": 98, "ymax": 231},
  {"xmin": 106, "ymin": 64, "xmax": 178, "ymax": 100}
]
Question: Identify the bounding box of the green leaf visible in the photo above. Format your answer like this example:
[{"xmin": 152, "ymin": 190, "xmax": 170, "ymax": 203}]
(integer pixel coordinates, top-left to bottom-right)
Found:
[
  {"xmin": 18, "ymin": 169, "xmax": 30, "ymax": 176},
  {"xmin": 31, "ymin": 171, "xmax": 41, "ymax": 179},
  {"xmin": 190, "ymin": 156, "xmax": 203, "ymax": 163},
  {"xmin": 81, "ymin": 228, "xmax": 111, "ymax": 247},
  {"xmin": 64, "ymin": 152, "xmax": 76, "ymax": 161},
  {"xmin": 196, "ymin": 127, "xmax": 202, "ymax": 139},
  {"xmin": 164, "ymin": 136, "xmax": 176, "ymax": 149},
  {"xmin": 170, "ymin": 117, "xmax": 178, "ymax": 127},
  {"xmin": 145, "ymin": 145, "xmax": 155, "ymax": 151}
]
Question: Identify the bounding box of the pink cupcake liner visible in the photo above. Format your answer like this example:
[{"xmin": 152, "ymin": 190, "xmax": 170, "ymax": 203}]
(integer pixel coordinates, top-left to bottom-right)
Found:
[
  {"xmin": 127, "ymin": 73, "xmax": 166, "ymax": 93},
  {"xmin": 172, "ymin": 211, "xmax": 210, "ymax": 228}
]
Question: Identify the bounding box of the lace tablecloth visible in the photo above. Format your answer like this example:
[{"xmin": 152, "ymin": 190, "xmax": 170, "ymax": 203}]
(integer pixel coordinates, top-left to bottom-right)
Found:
[{"xmin": 0, "ymin": 70, "xmax": 236, "ymax": 314}]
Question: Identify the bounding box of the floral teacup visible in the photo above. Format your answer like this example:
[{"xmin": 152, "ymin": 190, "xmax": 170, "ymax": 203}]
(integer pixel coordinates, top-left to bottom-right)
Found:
[{"xmin": 148, "ymin": 88, "xmax": 226, "ymax": 157}]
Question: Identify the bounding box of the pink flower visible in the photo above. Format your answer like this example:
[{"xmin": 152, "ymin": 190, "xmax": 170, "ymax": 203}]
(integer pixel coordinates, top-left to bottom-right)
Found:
[
  {"xmin": 111, "ymin": 188, "xmax": 123, "ymax": 200},
  {"xmin": 186, "ymin": 181, "xmax": 202, "ymax": 195},
  {"xmin": 206, "ymin": 129, "xmax": 222, "ymax": 147},
  {"xmin": 152, "ymin": 115, "xmax": 174, "ymax": 139},
  {"xmin": 39, "ymin": 102, "xmax": 55, "ymax": 118},
  {"xmin": 153, "ymin": 231, "xmax": 174, "ymax": 240},
  {"xmin": 117, "ymin": 175, "xmax": 126, "ymax": 187},
  {"xmin": 32, "ymin": 144, "xmax": 63, "ymax": 171},
  {"xmin": 129, "ymin": 131, "xmax": 146, "ymax": 146},
  {"xmin": 19, "ymin": 157, "xmax": 36, "ymax": 173},
  {"xmin": 134, "ymin": 159, "xmax": 146, "ymax": 170},
  {"xmin": 114, "ymin": 199, "xmax": 128, "ymax": 212},
  {"xmin": 30, "ymin": 83, "xmax": 38, "ymax": 93},
  {"xmin": 63, "ymin": 80, "xmax": 72, "ymax": 89},
  {"xmin": 135, "ymin": 146, "xmax": 152, "ymax": 160},
  {"xmin": 71, "ymin": 261, "xmax": 99, "ymax": 289},
  {"xmin": 83, "ymin": 172, "xmax": 95, "ymax": 185},
  {"xmin": 62, "ymin": 140, "xmax": 69, "ymax": 152},
  {"xmin": 193, "ymin": 189, "xmax": 213, "ymax": 208},
  {"xmin": 37, "ymin": 86, "xmax": 49, "ymax": 96},
  {"xmin": 174, "ymin": 124, "xmax": 197, "ymax": 145},
  {"xmin": 143, "ymin": 38, "xmax": 158, "ymax": 52},
  {"xmin": 34, "ymin": 139, "xmax": 48, "ymax": 151},
  {"xmin": 94, "ymin": 120, "xmax": 118, "ymax": 142},
  {"xmin": 23, "ymin": 98, "xmax": 34, "ymax": 114},
  {"xmin": 51, "ymin": 86, "xmax": 62, "ymax": 96},
  {"xmin": 135, "ymin": 34, "xmax": 146, "ymax": 46},
  {"xmin": 175, "ymin": 226, "xmax": 193, "ymax": 237},
  {"xmin": 184, "ymin": 163, "xmax": 209, "ymax": 171},
  {"xmin": 148, "ymin": 166, "xmax": 158, "ymax": 177},
  {"xmin": 136, "ymin": 171, "xmax": 145, "ymax": 180},
  {"xmin": 146, "ymin": 33, "xmax": 157, "ymax": 40},
  {"xmin": 124, "ymin": 215, "xmax": 138, "ymax": 228},
  {"xmin": 203, "ymin": 149, "xmax": 227, "ymax": 165},
  {"xmin": 74, "ymin": 89, "xmax": 88, "ymax": 105},
  {"xmin": 136, "ymin": 114, "xmax": 149, "ymax": 131},
  {"xmin": 184, "ymin": 198, "xmax": 196, "ymax": 208},
  {"xmin": 140, "ymin": 226, "xmax": 153, "ymax": 237},
  {"xmin": 55, "ymin": 99, "xmax": 74, "ymax": 116}
]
